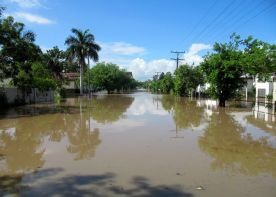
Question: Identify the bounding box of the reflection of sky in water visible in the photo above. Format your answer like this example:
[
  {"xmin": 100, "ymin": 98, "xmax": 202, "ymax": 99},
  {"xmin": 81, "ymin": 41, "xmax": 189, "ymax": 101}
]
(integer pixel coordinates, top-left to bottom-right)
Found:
[
  {"xmin": 87, "ymin": 93, "xmax": 172, "ymax": 133},
  {"xmin": 1, "ymin": 93, "xmax": 276, "ymax": 197},
  {"xmin": 231, "ymin": 112, "xmax": 276, "ymax": 148},
  {"xmin": 126, "ymin": 93, "xmax": 168, "ymax": 116}
]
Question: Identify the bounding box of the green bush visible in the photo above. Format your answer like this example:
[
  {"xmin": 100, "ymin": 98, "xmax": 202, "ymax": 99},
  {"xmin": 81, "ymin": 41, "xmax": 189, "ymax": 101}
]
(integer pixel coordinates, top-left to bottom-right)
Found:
[{"xmin": 266, "ymin": 94, "xmax": 273, "ymax": 101}]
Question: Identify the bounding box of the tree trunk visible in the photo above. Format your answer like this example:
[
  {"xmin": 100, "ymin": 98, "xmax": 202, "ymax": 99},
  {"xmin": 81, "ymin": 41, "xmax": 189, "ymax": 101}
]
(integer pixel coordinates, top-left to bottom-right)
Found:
[
  {"xmin": 88, "ymin": 57, "xmax": 90, "ymax": 95},
  {"xmin": 219, "ymin": 98, "xmax": 226, "ymax": 107},
  {"xmin": 79, "ymin": 64, "xmax": 83, "ymax": 95}
]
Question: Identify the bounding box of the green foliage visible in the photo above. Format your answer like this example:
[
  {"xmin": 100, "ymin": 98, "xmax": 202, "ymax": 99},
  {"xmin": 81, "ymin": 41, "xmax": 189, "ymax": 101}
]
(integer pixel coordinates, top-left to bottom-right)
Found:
[
  {"xmin": 242, "ymin": 36, "xmax": 275, "ymax": 78},
  {"xmin": 160, "ymin": 95, "xmax": 204, "ymax": 129},
  {"xmin": 15, "ymin": 63, "xmax": 33, "ymax": 91},
  {"xmin": 32, "ymin": 62, "xmax": 57, "ymax": 91},
  {"xmin": 174, "ymin": 65, "xmax": 203, "ymax": 96},
  {"xmin": 44, "ymin": 46, "xmax": 65, "ymax": 81},
  {"xmin": 87, "ymin": 62, "xmax": 137, "ymax": 93},
  {"xmin": 266, "ymin": 94, "xmax": 273, "ymax": 101},
  {"xmin": 65, "ymin": 28, "xmax": 101, "ymax": 94},
  {"xmin": 201, "ymin": 33, "xmax": 275, "ymax": 107},
  {"xmin": 160, "ymin": 72, "xmax": 174, "ymax": 94},
  {"xmin": 146, "ymin": 72, "xmax": 174, "ymax": 94},
  {"xmin": 90, "ymin": 95, "xmax": 134, "ymax": 123},
  {"xmin": 0, "ymin": 15, "xmax": 42, "ymax": 89},
  {"xmin": 200, "ymin": 34, "xmax": 246, "ymax": 107},
  {"xmin": 145, "ymin": 67, "xmax": 203, "ymax": 95}
]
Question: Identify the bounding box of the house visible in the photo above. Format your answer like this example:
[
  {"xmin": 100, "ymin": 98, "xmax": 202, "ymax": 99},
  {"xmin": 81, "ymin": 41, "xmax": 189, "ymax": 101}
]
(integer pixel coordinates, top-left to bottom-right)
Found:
[
  {"xmin": 62, "ymin": 72, "xmax": 80, "ymax": 89},
  {"xmin": 255, "ymin": 73, "xmax": 276, "ymax": 103}
]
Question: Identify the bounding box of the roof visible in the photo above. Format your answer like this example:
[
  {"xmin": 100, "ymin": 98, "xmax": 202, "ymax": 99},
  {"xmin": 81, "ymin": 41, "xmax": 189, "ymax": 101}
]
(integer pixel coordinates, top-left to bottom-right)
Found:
[{"xmin": 62, "ymin": 72, "xmax": 80, "ymax": 81}]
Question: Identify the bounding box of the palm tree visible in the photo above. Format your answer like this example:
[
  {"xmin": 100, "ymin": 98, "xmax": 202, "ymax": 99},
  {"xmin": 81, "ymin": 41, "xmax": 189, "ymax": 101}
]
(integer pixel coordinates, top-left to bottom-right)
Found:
[
  {"xmin": 65, "ymin": 28, "xmax": 100, "ymax": 95},
  {"xmin": 44, "ymin": 46, "xmax": 65, "ymax": 81}
]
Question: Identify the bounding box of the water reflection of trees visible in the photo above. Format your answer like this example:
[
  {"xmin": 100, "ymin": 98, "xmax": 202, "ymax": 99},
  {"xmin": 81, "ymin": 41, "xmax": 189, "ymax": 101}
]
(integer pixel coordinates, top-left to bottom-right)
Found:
[
  {"xmin": 160, "ymin": 95, "xmax": 205, "ymax": 129},
  {"xmin": 199, "ymin": 110, "xmax": 276, "ymax": 176},
  {"xmin": 0, "ymin": 105, "xmax": 101, "ymax": 174},
  {"xmin": 0, "ymin": 95, "xmax": 134, "ymax": 172},
  {"xmin": 0, "ymin": 118, "xmax": 45, "ymax": 175},
  {"xmin": 90, "ymin": 95, "xmax": 134, "ymax": 124},
  {"xmin": 65, "ymin": 111, "xmax": 101, "ymax": 160}
]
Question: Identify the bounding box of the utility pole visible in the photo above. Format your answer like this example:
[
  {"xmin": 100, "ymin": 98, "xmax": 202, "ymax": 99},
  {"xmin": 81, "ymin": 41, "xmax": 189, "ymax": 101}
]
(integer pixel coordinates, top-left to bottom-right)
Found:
[
  {"xmin": 154, "ymin": 72, "xmax": 160, "ymax": 81},
  {"xmin": 171, "ymin": 51, "xmax": 185, "ymax": 70}
]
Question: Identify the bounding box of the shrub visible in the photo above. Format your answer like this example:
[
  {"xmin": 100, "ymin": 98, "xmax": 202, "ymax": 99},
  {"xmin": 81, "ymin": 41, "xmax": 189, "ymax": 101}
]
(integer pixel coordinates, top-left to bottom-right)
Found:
[{"xmin": 266, "ymin": 94, "xmax": 273, "ymax": 101}]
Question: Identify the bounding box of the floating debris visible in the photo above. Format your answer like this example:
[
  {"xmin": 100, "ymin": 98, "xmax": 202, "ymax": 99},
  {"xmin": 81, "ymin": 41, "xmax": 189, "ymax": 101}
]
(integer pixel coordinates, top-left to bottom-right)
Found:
[{"xmin": 196, "ymin": 186, "xmax": 205, "ymax": 190}]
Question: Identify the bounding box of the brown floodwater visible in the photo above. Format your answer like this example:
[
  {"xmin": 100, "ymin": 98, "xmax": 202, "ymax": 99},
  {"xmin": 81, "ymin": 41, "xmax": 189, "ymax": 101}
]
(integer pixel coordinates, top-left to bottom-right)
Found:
[{"xmin": 0, "ymin": 92, "xmax": 275, "ymax": 197}]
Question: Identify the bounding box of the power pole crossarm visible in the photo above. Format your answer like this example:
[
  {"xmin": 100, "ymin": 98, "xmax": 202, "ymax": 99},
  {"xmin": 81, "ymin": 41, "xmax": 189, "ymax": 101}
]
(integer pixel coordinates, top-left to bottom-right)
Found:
[{"xmin": 171, "ymin": 51, "xmax": 185, "ymax": 70}]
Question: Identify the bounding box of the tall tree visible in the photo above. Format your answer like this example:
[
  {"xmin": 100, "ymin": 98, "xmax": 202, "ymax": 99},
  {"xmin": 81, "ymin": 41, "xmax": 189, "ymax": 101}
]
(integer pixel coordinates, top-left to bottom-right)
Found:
[
  {"xmin": 44, "ymin": 46, "xmax": 65, "ymax": 81},
  {"xmin": 65, "ymin": 28, "xmax": 101, "ymax": 94},
  {"xmin": 160, "ymin": 72, "xmax": 174, "ymax": 94},
  {"xmin": 242, "ymin": 36, "xmax": 276, "ymax": 80},
  {"xmin": 0, "ymin": 16, "xmax": 41, "ymax": 89},
  {"xmin": 200, "ymin": 34, "xmax": 245, "ymax": 107},
  {"xmin": 201, "ymin": 34, "xmax": 275, "ymax": 107}
]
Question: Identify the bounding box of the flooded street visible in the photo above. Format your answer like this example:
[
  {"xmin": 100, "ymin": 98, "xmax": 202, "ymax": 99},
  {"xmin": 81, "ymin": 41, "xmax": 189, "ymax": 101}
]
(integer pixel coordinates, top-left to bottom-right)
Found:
[{"xmin": 0, "ymin": 92, "xmax": 276, "ymax": 197}]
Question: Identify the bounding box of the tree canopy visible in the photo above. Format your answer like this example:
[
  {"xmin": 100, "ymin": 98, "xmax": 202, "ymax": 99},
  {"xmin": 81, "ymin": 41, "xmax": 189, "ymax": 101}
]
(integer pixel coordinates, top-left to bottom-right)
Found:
[
  {"xmin": 174, "ymin": 64, "xmax": 203, "ymax": 96},
  {"xmin": 146, "ymin": 65, "xmax": 203, "ymax": 96},
  {"xmin": 200, "ymin": 34, "xmax": 275, "ymax": 107},
  {"xmin": 65, "ymin": 28, "xmax": 101, "ymax": 95},
  {"xmin": 87, "ymin": 62, "xmax": 138, "ymax": 93}
]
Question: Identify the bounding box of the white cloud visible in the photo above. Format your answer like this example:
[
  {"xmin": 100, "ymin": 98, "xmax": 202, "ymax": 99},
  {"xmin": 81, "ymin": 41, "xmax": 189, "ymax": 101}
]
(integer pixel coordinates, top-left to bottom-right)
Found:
[
  {"xmin": 98, "ymin": 42, "xmax": 210, "ymax": 81},
  {"xmin": 8, "ymin": 0, "xmax": 42, "ymax": 8},
  {"xmin": 127, "ymin": 58, "xmax": 175, "ymax": 80},
  {"xmin": 101, "ymin": 42, "xmax": 145, "ymax": 56},
  {"xmin": 13, "ymin": 12, "xmax": 54, "ymax": 24},
  {"xmin": 99, "ymin": 56, "xmax": 174, "ymax": 81},
  {"xmin": 183, "ymin": 43, "xmax": 211, "ymax": 66}
]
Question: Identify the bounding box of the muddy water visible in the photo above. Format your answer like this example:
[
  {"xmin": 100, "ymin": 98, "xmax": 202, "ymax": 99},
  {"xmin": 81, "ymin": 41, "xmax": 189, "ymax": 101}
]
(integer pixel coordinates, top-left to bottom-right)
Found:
[{"xmin": 0, "ymin": 92, "xmax": 275, "ymax": 197}]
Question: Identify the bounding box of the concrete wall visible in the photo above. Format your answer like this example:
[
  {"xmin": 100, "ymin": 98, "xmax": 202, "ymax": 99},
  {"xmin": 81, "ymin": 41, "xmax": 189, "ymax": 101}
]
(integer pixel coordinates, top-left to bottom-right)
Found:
[
  {"xmin": 243, "ymin": 78, "xmax": 254, "ymax": 92},
  {"xmin": 63, "ymin": 81, "xmax": 76, "ymax": 89},
  {"xmin": 255, "ymin": 81, "xmax": 273, "ymax": 97},
  {"xmin": 254, "ymin": 103, "xmax": 275, "ymax": 122},
  {"xmin": 4, "ymin": 88, "xmax": 23, "ymax": 103},
  {"xmin": 3, "ymin": 88, "xmax": 54, "ymax": 104}
]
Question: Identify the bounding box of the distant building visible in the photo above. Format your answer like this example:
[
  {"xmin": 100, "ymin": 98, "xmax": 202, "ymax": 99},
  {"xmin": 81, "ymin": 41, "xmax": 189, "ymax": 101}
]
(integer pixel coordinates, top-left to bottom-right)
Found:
[{"xmin": 62, "ymin": 72, "xmax": 80, "ymax": 89}]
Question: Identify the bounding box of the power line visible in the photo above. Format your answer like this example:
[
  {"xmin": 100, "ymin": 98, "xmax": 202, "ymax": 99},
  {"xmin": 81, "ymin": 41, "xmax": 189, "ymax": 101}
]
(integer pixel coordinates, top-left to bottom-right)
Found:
[
  {"xmin": 205, "ymin": 0, "xmax": 247, "ymax": 42},
  {"xmin": 233, "ymin": 0, "xmax": 276, "ymax": 32},
  {"xmin": 171, "ymin": 51, "xmax": 185, "ymax": 70},
  {"xmin": 188, "ymin": 0, "xmax": 274, "ymax": 45},
  {"xmin": 210, "ymin": 0, "xmax": 270, "ymax": 41},
  {"xmin": 182, "ymin": 0, "xmax": 219, "ymax": 45},
  {"xmin": 190, "ymin": 0, "xmax": 235, "ymax": 43}
]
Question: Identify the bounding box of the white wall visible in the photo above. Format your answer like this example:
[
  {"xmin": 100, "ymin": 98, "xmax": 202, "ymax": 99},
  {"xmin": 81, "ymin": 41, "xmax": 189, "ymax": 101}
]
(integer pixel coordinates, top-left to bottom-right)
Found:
[
  {"xmin": 254, "ymin": 103, "xmax": 275, "ymax": 122},
  {"xmin": 255, "ymin": 82, "xmax": 273, "ymax": 97}
]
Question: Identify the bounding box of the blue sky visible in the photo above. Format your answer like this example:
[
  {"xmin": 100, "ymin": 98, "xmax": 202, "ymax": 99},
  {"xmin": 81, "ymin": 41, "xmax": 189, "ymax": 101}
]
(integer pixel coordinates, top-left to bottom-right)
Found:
[{"xmin": 2, "ymin": 0, "xmax": 276, "ymax": 80}]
